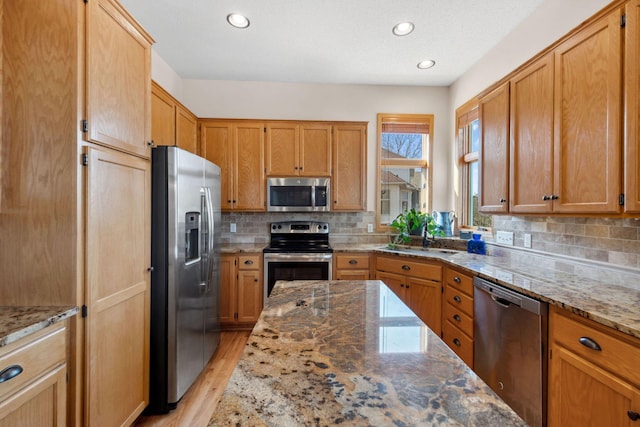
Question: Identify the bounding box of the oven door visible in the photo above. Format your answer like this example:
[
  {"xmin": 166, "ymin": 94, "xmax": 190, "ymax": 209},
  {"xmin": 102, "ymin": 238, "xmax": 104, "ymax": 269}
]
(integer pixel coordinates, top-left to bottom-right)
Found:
[{"xmin": 263, "ymin": 253, "xmax": 333, "ymax": 304}]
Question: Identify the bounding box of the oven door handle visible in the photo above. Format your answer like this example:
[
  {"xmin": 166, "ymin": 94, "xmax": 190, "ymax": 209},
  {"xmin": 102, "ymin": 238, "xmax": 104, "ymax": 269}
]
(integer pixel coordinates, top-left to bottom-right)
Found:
[{"xmin": 263, "ymin": 253, "xmax": 333, "ymax": 262}]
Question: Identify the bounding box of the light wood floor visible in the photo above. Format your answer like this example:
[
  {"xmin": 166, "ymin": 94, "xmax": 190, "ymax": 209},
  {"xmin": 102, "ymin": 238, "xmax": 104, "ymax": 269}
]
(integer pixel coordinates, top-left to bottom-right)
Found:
[{"xmin": 133, "ymin": 331, "xmax": 250, "ymax": 427}]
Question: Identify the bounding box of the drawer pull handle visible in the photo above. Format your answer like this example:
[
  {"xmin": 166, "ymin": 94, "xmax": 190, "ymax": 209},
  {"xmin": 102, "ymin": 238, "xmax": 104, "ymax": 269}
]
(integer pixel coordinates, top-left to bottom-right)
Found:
[
  {"xmin": 579, "ymin": 337, "xmax": 602, "ymax": 351},
  {"xmin": 401, "ymin": 265, "xmax": 411, "ymax": 271},
  {"xmin": 453, "ymin": 314, "xmax": 461, "ymax": 322},
  {"xmin": 244, "ymin": 260, "xmax": 254, "ymax": 265},
  {"xmin": 453, "ymin": 276, "xmax": 461, "ymax": 284},
  {"xmin": 453, "ymin": 338, "xmax": 461, "ymax": 347},
  {"xmin": 628, "ymin": 411, "xmax": 640, "ymax": 421},
  {"xmin": 0, "ymin": 365, "xmax": 23, "ymax": 383},
  {"xmin": 349, "ymin": 259, "xmax": 358, "ymax": 265},
  {"xmin": 453, "ymin": 295, "xmax": 462, "ymax": 303}
]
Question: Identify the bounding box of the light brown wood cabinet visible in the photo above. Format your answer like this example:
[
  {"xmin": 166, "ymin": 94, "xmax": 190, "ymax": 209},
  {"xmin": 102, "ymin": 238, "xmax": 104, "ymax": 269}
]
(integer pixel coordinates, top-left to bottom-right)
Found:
[
  {"xmin": 332, "ymin": 123, "xmax": 367, "ymax": 211},
  {"xmin": 441, "ymin": 268, "xmax": 474, "ymax": 368},
  {"xmin": 265, "ymin": 123, "xmax": 332, "ymax": 176},
  {"xmin": 0, "ymin": 0, "xmax": 153, "ymax": 425},
  {"xmin": 548, "ymin": 305, "xmax": 640, "ymax": 426},
  {"xmin": 86, "ymin": 0, "xmax": 153, "ymax": 158},
  {"xmin": 375, "ymin": 255, "xmax": 442, "ymax": 335},
  {"xmin": 200, "ymin": 120, "xmax": 266, "ymax": 211},
  {"xmin": 626, "ymin": 0, "xmax": 640, "ymax": 213},
  {"xmin": 509, "ymin": 53, "xmax": 554, "ymax": 213},
  {"xmin": 0, "ymin": 323, "xmax": 67, "ymax": 427},
  {"xmin": 220, "ymin": 254, "xmax": 263, "ymax": 330},
  {"xmin": 334, "ymin": 253, "xmax": 371, "ymax": 280},
  {"xmin": 151, "ymin": 81, "xmax": 198, "ymax": 154},
  {"xmin": 478, "ymin": 82, "xmax": 510, "ymax": 213}
]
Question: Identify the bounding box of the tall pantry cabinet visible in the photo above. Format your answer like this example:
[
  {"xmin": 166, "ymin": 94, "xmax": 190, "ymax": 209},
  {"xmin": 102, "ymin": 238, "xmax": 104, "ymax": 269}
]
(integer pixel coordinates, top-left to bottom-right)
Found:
[{"xmin": 0, "ymin": 0, "xmax": 153, "ymax": 425}]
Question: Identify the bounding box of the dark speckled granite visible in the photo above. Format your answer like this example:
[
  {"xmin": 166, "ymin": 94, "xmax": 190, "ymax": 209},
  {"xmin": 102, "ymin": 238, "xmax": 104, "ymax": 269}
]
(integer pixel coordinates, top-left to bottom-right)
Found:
[
  {"xmin": 209, "ymin": 280, "xmax": 525, "ymax": 426},
  {"xmin": 0, "ymin": 306, "xmax": 78, "ymax": 347}
]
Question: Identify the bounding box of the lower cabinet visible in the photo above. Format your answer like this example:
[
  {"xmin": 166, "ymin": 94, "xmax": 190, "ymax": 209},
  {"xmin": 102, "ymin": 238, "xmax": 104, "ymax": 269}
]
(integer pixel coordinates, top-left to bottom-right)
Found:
[
  {"xmin": 0, "ymin": 323, "xmax": 67, "ymax": 427},
  {"xmin": 441, "ymin": 267, "xmax": 475, "ymax": 368},
  {"xmin": 375, "ymin": 255, "xmax": 442, "ymax": 335},
  {"xmin": 334, "ymin": 253, "xmax": 370, "ymax": 280},
  {"xmin": 548, "ymin": 305, "xmax": 640, "ymax": 426},
  {"xmin": 220, "ymin": 253, "xmax": 263, "ymax": 330}
]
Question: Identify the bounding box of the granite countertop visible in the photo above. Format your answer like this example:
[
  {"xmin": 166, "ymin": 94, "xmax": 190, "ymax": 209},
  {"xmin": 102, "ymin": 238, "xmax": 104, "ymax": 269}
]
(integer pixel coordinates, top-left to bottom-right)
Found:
[
  {"xmin": 209, "ymin": 280, "xmax": 526, "ymax": 427},
  {"xmin": 221, "ymin": 243, "xmax": 266, "ymax": 254},
  {"xmin": 0, "ymin": 306, "xmax": 79, "ymax": 347}
]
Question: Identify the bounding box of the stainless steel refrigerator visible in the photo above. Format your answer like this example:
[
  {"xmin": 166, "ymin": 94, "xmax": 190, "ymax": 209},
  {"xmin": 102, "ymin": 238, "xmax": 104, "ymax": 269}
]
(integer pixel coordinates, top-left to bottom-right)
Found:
[{"xmin": 148, "ymin": 146, "xmax": 221, "ymax": 414}]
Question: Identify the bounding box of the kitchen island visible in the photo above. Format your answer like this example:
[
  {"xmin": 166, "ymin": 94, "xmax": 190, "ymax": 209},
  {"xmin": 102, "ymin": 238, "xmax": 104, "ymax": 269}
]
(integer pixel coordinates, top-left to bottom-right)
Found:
[{"xmin": 208, "ymin": 280, "xmax": 525, "ymax": 426}]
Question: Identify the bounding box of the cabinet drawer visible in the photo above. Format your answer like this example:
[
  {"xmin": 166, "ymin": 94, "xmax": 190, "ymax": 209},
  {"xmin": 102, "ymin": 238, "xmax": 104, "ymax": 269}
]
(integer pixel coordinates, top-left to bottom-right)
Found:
[
  {"xmin": 375, "ymin": 256, "xmax": 441, "ymax": 281},
  {"xmin": 238, "ymin": 254, "xmax": 261, "ymax": 270},
  {"xmin": 443, "ymin": 302, "xmax": 474, "ymax": 338},
  {"xmin": 442, "ymin": 320, "xmax": 474, "ymax": 368},
  {"xmin": 444, "ymin": 268, "xmax": 473, "ymax": 297},
  {"xmin": 335, "ymin": 253, "xmax": 370, "ymax": 270},
  {"xmin": 444, "ymin": 286, "xmax": 473, "ymax": 317},
  {"xmin": 550, "ymin": 306, "xmax": 640, "ymax": 387},
  {"xmin": 0, "ymin": 324, "xmax": 66, "ymax": 402}
]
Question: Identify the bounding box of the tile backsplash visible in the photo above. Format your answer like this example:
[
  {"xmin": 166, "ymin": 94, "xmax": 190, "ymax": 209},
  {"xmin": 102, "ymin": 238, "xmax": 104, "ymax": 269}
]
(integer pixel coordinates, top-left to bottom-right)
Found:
[{"xmin": 492, "ymin": 216, "xmax": 640, "ymax": 269}]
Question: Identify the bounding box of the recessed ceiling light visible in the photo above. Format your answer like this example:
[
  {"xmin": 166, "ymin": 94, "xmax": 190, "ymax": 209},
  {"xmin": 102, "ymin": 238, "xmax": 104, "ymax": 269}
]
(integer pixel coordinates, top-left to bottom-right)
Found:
[
  {"xmin": 392, "ymin": 22, "xmax": 414, "ymax": 36},
  {"xmin": 417, "ymin": 60, "xmax": 436, "ymax": 70},
  {"xmin": 227, "ymin": 13, "xmax": 250, "ymax": 29}
]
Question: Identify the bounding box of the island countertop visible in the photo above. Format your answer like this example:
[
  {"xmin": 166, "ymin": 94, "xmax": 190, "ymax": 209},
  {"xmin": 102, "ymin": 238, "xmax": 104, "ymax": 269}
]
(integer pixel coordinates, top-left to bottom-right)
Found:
[{"xmin": 209, "ymin": 280, "xmax": 525, "ymax": 426}]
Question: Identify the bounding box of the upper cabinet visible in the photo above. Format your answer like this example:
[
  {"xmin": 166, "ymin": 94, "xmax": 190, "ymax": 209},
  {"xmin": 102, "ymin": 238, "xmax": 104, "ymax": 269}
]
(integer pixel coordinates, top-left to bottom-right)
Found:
[
  {"xmin": 265, "ymin": 122, "xmax": 332, "ymax": 176},
  {"xmin": 201, "ymin": 120, "xmax": 266, "ymax": 211},
  {"xmin": 552, "ymin": 9, "xmax": 622, "ymax": 214},
  {"xmin": 626, "ymin": 0, "xmax": 640, "ymax": 213},
  {"xmin": 332, "ymin": 123, "xmax": 367, "ymax": 211},
  {"xmin": 479, "ymin": 3, "xmax": 627, "ymax": 215},
  {"xmin": 509, "ymin": 54, "xmax": 554, "ymax": 213},
  {"xmin": 151, "ymin": 82, "xmax": 198, "ymax": 155},
  {"xmin": 478, "ymin": 83, "xmax": 510, "ymax": 213},
  {"xmin": 86, "ymin": 0, "xmax": 153, "ymax": 158}
]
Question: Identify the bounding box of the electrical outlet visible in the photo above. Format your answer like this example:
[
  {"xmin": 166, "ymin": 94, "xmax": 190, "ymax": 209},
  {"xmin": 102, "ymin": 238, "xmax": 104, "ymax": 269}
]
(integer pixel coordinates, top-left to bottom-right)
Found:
[
  {"xmin": 523, "ymin": 233, "xmax": 532, "ymax": 248},
  {"xmin": 367, "ymin": 224, "xmax": 374, "ymax": 233},
  {"xmin": 230, "ymin": 223, "xmax": 236, "ymax": 233},
  {"xmin": 496, "ymin": 230, "xmax": 514, "ymax": 245}
]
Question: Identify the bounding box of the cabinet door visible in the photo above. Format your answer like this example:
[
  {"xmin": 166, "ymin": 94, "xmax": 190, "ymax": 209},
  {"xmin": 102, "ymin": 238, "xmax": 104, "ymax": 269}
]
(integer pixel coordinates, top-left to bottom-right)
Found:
[
  {"xmin": 300, "ymin": 124, "xmax": 332, "ymax": 176},
  {"xmin": 151, "ymin": 83, "xmax": 176, "ymax": 148},
  {"xmin": 265, "ymin": 123, "xmax": 299, "ymax": 176},
  {"xmin": 406, "ymin": 277, "xmax": 442, "ymax": 335},
  {"xmin": 626, "ymin": 0, "xmax": 640, "ymax": 213},
  {"xmin": 86, "ymin": 0, "xmax": 153, "ymax": 158},
  {"xmin": 86, "ymin": 147, "xmax": 150, "ymax": 426},
  {"xmin": 332, "ymin": 124, "xmax": 367, "ymax": 211},
  {"xmin": 548, "ymin": 345, "xmax": 640, "ymax": 427},
  {"xmin": 175, "ymin": 104, "xmax": 198, "ymax": 154},
  {"xmin": 219, "ymin": 255, "xmax": 236, "ymax": 324},
  {"xmin": 234, "ymin": 123, "xmax": 266, "ymax": 211},
  {"xmin": 509, "ymin": 53, "xmax": 554, "ymax": 213},
  {"xmin": 375, "ymin": 271, "xmax": 406, "ymax": 301},
  {"xmin": 237, "ymin": 270, "xmax": 263, "ymax": 323},
  {"xmin": 479, "ymin": 82, "xmax": 510, "ymax": 213},
  {"xmin": 201, "ymin": 122, "xmax": 234, "ymax": 210},
  {"xmin": 553, "ymin": 10, "xmax": 622, "ymax": 213}
]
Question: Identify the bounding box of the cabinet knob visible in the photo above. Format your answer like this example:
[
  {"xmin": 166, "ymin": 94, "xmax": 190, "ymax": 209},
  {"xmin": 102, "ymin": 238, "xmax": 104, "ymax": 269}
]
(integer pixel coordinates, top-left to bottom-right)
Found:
[
  {"xmin": 579, "ymin": 336, "xmax": 602, "ymax": 351},
  {"xmin": 628, "ymin": 411, "xmax": 640, "ymax": 421},
  {"xmin": 499, "ymin": 198, "xmax": 506, "ymax": 203},
  {"xmin": 401, "ymin": 265, "xmax": 411, "ymax": 271},
  {"xmin": 453, "ymin": 295, "xmax": 462, "ymax": 303},
  {"xmin": 147, "ymin": 266, "xmax": 154, "ymax": 272},
  {"xmin": 453, "ymin": 314, "xmax": 461, "ymax": 322},
  {"xmin": 453, "ymin": 338, "xmax": 461, "ymax": 347},
  {"xmin": 254, "ymin": 278, "xmax": 258, "ymax": 282},
  {"xmin": 405, "ymin": 285, "xmax": 410, "ymax": 289},
  {"xmin": 148, "ymin": 140, "xmax": 156, "ymax": 147},
  {"xmin": 453, "ymin": 276, "xmax": 461, "ymax": 284},
  {"xmin": 400, "ymin": 284, "xmax": 405, "ymax": 288},
  {"xmin": 349, "ymin": 259, "xmax": 358, "ymax": 265},
  {"xmin": 0, "ymin": 365, "xmax": 23, "ymax": 383},
  {"xmin": 551, "ymin": 194, "xmax": 559, "ymax": 200},
  {"xmin": 542, "ymin": 195, "xmax": 551, "ymax": 201}
]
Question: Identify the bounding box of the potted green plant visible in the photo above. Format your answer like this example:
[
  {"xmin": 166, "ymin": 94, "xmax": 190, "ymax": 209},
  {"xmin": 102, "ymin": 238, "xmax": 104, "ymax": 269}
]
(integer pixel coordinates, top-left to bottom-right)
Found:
[{"xmin": 388, "ymin": 209, "xmax": 442, "ymax": 248}]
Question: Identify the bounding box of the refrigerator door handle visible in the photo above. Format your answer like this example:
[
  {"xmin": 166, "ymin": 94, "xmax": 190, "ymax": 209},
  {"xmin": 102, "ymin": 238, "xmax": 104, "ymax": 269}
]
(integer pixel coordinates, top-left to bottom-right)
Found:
[{"xmin": 202, "ymin": 186, "xmax": 215, "ymax": 293}]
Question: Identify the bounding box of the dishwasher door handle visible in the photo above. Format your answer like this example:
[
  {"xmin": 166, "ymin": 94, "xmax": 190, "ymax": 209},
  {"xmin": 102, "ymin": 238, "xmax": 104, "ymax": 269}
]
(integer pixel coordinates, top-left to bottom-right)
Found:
[{"xmin": 490, "ymin": 294, "xmax": 512, "ymax": 308}]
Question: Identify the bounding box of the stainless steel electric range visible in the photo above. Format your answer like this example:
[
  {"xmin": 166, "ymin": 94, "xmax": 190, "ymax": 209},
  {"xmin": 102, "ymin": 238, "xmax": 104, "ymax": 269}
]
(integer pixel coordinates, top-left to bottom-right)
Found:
[{"xmin": 263, "ymin": 221, "xmax": 333, "ymax": 304}]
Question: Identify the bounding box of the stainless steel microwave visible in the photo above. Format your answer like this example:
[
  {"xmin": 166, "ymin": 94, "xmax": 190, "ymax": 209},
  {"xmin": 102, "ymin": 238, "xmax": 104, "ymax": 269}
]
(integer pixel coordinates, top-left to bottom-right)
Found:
[{"xmin": 267, "ymin": 177, "xmax": 330, "ymax": 212}]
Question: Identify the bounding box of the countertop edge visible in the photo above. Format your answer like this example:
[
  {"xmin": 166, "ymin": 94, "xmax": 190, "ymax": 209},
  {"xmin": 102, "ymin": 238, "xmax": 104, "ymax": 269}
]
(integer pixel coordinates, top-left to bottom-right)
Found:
[{"xmin": 0, "ymin": 306, "xmax": 79, "ymax": 348}]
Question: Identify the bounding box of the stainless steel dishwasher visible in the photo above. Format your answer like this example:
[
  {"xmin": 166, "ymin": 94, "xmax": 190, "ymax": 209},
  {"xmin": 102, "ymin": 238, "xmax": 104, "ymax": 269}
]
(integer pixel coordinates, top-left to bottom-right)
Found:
[{"xmin": 473, "ymin": 276, "xmax": 548, "ymax": 427}]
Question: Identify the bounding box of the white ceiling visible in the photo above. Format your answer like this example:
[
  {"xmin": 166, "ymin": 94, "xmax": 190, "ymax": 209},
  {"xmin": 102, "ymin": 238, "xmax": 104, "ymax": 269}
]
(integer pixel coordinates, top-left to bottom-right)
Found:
[{"xmin": 120, "ymin": 0, "xmax": 544, "ymax": 87}]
